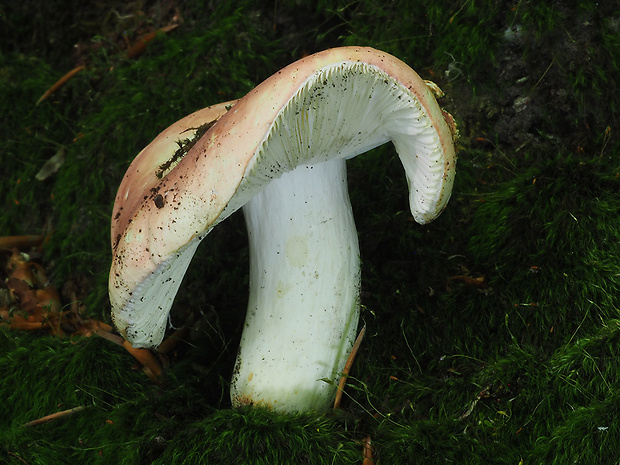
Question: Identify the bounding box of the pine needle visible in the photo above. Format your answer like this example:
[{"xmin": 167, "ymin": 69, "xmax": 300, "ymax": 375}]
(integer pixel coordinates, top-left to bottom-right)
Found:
[
  {"xmin": 22, "ymin": 406, "xmax": 86, "ymax": 427},
  {"xmin": 36, "ymin": 65, "xmax": 85, "ymax": 106},
  {"xmin": 333, "ymin": 325, "xmax": 366, "ymax": 409}
]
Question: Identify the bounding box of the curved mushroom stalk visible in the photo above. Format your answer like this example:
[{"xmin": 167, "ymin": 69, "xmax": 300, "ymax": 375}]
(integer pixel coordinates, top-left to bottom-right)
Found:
[
  {"xmin": 232, "ymin": 159, "xmax": 360, "ymax": 411},
  {"xmin": 109, "ymin": 47, "xmax": 458, "ymax": 413}
]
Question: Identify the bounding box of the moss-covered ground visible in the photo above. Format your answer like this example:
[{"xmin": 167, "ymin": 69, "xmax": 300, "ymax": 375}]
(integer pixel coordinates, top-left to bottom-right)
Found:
[{"xmin": 1, "ymin": 1, "xmax": 619, "ymax": 463}]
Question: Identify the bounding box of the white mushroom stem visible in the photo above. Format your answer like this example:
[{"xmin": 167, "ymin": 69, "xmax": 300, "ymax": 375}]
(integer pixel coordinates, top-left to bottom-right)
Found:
[{"xmin": 232, "ymin": 159, "xmax": 360, "ymax": 412}]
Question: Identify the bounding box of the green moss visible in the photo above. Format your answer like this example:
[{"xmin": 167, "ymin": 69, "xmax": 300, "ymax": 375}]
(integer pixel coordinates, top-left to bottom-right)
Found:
[
  {"xmin": 0, "ymin": 330, "xmax": 145, "ymax": 426},
  {"xmin": 155, "ymin": 408, "xmax": 360, "ymax": 464},
  {"xmin": 529, "ymin": 323, "xmax": 620, "ymax": 463},
  {"xmin": 466, "ymin": 154, "xmax": 620, "ymax": 349}
]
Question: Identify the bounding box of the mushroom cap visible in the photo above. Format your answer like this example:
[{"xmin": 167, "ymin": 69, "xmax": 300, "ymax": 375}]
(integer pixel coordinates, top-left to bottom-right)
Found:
[
  {"xmin": 109, "ymin": 102, "xmax": 234, "ymax": 346},
  {"xmin": 109, "ymin": 46, "xmax": 457, "ymax": 347},
  {"xmin": 111, "ymin": 101, "xmax": 236, "ymax": 250}
]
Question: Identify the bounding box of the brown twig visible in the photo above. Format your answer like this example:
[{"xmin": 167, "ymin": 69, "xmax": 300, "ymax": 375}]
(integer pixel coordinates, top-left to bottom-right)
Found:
[
  {"xmin": 7, "ymin": 451, "xmax": 32, "ymax": 465},
  {"xmin": 94, "ymin": 330, "xmax": 164, "ymax": 384},
  {"xmin": 36, "ymin": 66, "xmax": 85, "ymax": 106},
  {"xmin": 0, "ymin": 235, "xmax": 44, "ymax": 250},
  {"xmin": 22, "ymin": 406, "xmax": 86, "ymax": 427},
  {"xmin": 156, "ymin": 324, "xmax": 190, "ymax": 355},
  {"xmin": 333, "ymin": 325, "xmax": 366, "ymax": 409},
  {"xmin": 446, "ymin": 274, "xmax": 486, "ymax": 292},
  {"xmin": 122, "ymin": 340, "xmax": 163, "ymax": 381},
  {"xmin": 127, "ymin": 24, "xmax": 179, "ymax": 59},
  {"xmin": 362, "ymin": 436, "xmax": 375, "ymax": 465},
  {"xmin": 93, "ymin": 329, "xmax": 125, "ymax": 346}
]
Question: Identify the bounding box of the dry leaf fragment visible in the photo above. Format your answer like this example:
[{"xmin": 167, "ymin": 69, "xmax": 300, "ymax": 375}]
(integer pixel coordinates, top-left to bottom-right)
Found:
[{"xmin": 36, "ymin": 148, "xmax": 66, "ymax": 181}]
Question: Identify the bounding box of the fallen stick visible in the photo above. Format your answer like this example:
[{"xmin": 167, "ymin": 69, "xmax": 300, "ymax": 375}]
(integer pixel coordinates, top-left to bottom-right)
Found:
[
  {"xmin": 122, "ymin": 340, "xmax": 163, "ymax": 380},
  {"xmin": 93, "ymin": 328, "xmax": 125, "ymax": 346},
  {"xmin": 363, "ymin": 436, "xmax": 375, "ymax": 465},
  {"xmin": 7, "ymin": 451, "xmax": 32, "ymax": 465},
  {"xmin": 333, "ymin": 325, "xmax": 366, "ymax": 409},
  {"xmin": 22, "ymin": 406, "xmax": 85, "ymax": 427},
  {"xmin": 0, "ymin": 235, "xmax": 44, "ymax": 250},
  {"xmin": 36, "ymin": 65, "xmax": 85, "ymax": 106},
  {"xmin": 127, "ymin": 24, "xmax": 179, "ymax": 59}
]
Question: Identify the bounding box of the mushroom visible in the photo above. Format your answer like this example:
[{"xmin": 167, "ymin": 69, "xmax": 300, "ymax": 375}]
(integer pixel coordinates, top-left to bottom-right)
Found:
[{"xmin": 109, "ymin": 46, "xmax": 457, "ymax": 412}]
